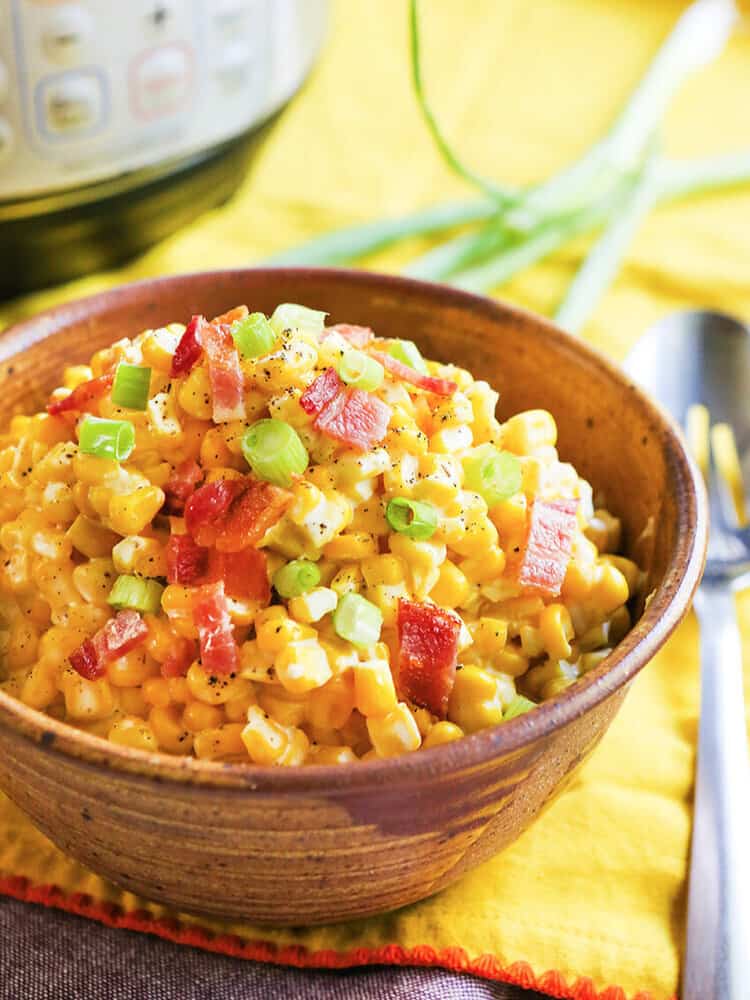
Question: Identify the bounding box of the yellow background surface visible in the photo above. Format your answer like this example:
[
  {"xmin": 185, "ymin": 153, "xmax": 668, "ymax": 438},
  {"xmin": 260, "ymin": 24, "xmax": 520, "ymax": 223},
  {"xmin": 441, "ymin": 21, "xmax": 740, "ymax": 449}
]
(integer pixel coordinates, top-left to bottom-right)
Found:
[{"xmin": 2, "ymin": 2, "xmax": 750, "ymax": 997}]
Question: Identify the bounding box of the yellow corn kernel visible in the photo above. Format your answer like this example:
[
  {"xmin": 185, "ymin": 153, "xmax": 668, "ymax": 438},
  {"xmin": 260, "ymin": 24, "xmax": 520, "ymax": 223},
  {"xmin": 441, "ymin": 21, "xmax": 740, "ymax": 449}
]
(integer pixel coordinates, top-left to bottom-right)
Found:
[
  {"xmin": 288, "ymin": 587, "xmax": 338, "ymax": 624},
  {"xmin": 466, "ymin": 380, "xmax": 502, "ymax": 443},
  {"xmin": 448, "ymin": 664, "xmax": 511, "ymax": 733},
  {"xmin": 161, "ymin": 584, "xmax": 197, "ymax": 639},
  {"xmin": 489, "ymin": 494, "xmax": 527, "ymax": 550},
  {"xmin": 366, "ymin": 702, "xmax": 422, "ymax": 758},
  {"xmin": 540, "ymin": 675, "xmax": 576, "ymax": 699},
  {"xmin": 449, "ymin": 508, "xmax": 499, "ymax": 560},
  {"xmin": 257, "ymin": 686, "xmax": 307, "ymax": 727},
  {"xmin": 61, "ymin": 668, "xmax": 116, "ymax": 722},
  {"xmin": 429, "ymin": 424, "xmax": 473, "ymax": 455},
  {"xmin": 111, "ymin": 535, "xmax": 168, "ymax": 578},
  {"xmin": 460, "ymin": 545, "xmax": 506, "ymax": 585},
  {"xmin": 66, "ymin": 515, "xmax": 120, "ymax": 558},
  {"xmin": 360, "ymin": 555, "xmax": 404, "ymax": 589},
  {"xmin": 223, "ymin": 690, "xmax": 257, "ymax": 722},
  {"xmin": 193, "ymin": 723, "xmax": 246, "ymax": 761},
  {"xmin": 322, "ymin": 532, "xmax": 378, "ymax": 561},
  {"xmin": 186, "ymin": 662, "xmax": 252, "ymax": 706},
  {"xmin": 366, "ymin": 582, "xmax": 408, "ymax": 629},
  {"xmin": 306, "ymin": 671, "xmax": 355, "ymax": 731},
  {"xmin": 182, "ymin": 699, "xmax": 225, "ymax": 732},
  {"xmin": 383, "ymin": 454, "xmax": 420, "ymax": 496},
  {"xmin": 388, "ymin": 534, "xmax": 446, "ymax": 598},
  {"xmin": 177, "ymin": 365, "xmax": 213, "ymax": 419},
  {"xmin": 87, "ymin": 485, "xmax": 113, "ymax": 520},
  {"xmin": 148, "ymin": 705, "xmax": 193, "ymax": 754},
  {"xmin": 142, "ymin": 613, "xmax": 174, "ymax": 663},
  {"xmin": 255, "ymin": 606, "xmax": 313, "ymax": 653},
  {"xmin": 199, "ymin": 427, "xmax": 238, "ymax": 470},
  {"xmin": 409, "ymin": 704, "xmax": 435, "ymax": 737},
  {"xmin": 423, "ymin": 721, "xmax": 464, "ymax": 748},
  {"xmin": 5, "ymin": 617, "xmax": 39, "ymax": 670},
  {"xmin": 490, "ymin": 646, "xmax": 528, "ymax": 677},
  {"xmin": 309, "ymin": 745, "xmax": 358, "ymax": 765},
  {"xmin": 472, "ymin": 617, "xmax": 509, "ymax": 656},
  {"xmin": 350, "ymin": 501, "xmax": 389, "ymax": 535},
  {"xmin": 519, "ymin": 624, "xmax": 545, "ymax": 658},
  {"xmin": 238, "ymin": 639, "xmax": 276, "ymax": 683},
  {"xmin": 38, "ymin": 481, "xmax": 78, "ymax": 525},
  {"xmin": 276, "ymin": 727, "xmax": 310, "ymax": 766},
  {"xmin": 240, "ymin": 705, "xmax": 289, "ymax": 764},
  {"xmin": 584, "ymin": 508, "xmax": 622, "ymax": 553},
  {"xmin": 588, "ymin": 562, "xmax": 629, "ymax": 615},
  {"xmin": 141, "ymin": 326, "xmax": 181, "ymax": 372},
  {"xmin": 167, "ymin": 676, "xmax": 191, "ymax": 703},
  {"xmin": 62, "ymin": 364, "xmax": 94, "ymax": 389},
  {"xmin": 72, "ymin": 558, "xmax": 117, "ymax": 607},
  {"xmin": 118, "ymin": 686, "xmax": 149, "ymax": 716},
  {"xmin": 353, "ymin": 656, "xmax": 397, "ymax": 718},
  {"xmin": 109, "ymin": 486, "xmax": 165, "ymax": 536},
  {"xmin": 32, "ymin": 560, "xmax": 79, "ymax": 612},
  {"xmin": 274, "ymin": 639, "xmax": 332, "ymax": 695},
  {"xmin": 20, "ymin": 660, "xmax": 59, "ymax": 710},
  {"xmin": 539, "ymin": 603, "xmax": 574, "ymax": 661},
  {"xmin": 330, "ymin": 564, "xmax": 363, "ymax": 597},
  {"xmin": 580, "ymin": 648, "xmax": 613, "ymax": 674},
  {"xmin": 106, "ymin": 649, "xmax": 159, "ymax": 688},
  {"xmin": 601, "ymin": 555, "xmax": 640, "ymax": 595},
  {"xmin": 429, "ymin": 560, "xmax": 471, "ymax": 609},
  {"xmin": 142, "ymin": 676, "xmax": 172, "ymax": 708},
  {"xmin": 502, "ymin": 409, "xmax": 557, "ymax": 454},
  {"xmin": 382, "ymin": 417, "xmax": 429, "ymax": 459},
  {"xmin": 108, "ymin": 716, "xmax": 158, "ymax": 752}
]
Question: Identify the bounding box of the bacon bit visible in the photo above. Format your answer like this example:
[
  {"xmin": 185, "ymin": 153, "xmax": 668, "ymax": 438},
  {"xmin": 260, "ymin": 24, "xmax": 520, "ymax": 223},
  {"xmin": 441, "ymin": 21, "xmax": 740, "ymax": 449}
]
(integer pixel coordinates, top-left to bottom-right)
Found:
[
  {"xmin": 207, "ymin": 547, "xmax": 270, "ymax": 603},
  {"xmin": 161, "ymin": 637, "xmax": 198, "ymax": 678},
  {"xmin": 192, "ymin": 581, "xmax": 238, "ymax": 675},
  {"xmin": 214, "ymin": 480, "xmax": 293, "ymax": 553},
  {"xmin": 300, "ymin": 367, "xmax": 342, "ymax": 415},
  {"xmin": 46, "ymin": 372, "xmax": 115, "ymax": 417},
  {"xmin": 69, "ymin": 610, "xmax": 148, "ymax": 680},
  {"xmin": 200, "ymin": 321, "xmax": 245, "ymax": 423},
  {"xmin": 212, "ymin": 305, "xmax": 248, "ymax": 326},
  {"xmin": 185, "ymin": 476, "xmax": 292, "ymax": 552},
  {"xmin": 371, "ymin": 350, "xmax": 457, "ymax": 397},
  {"xmin": 396, "ymin": 599, "xmax": 460, "ymax": 719},
  {"xmin": 516, "ymin": 498, "xmax": 579, "ymax": 598},
  {"xmin": 300, "ymin": 368, "xmax": 390, "ymax": 452},
  {"xmin": 315, "ymin": 388, "xmax": 391, "ymax": 452},
  {"xmin": 166, "ymin": 533, "xmax": 209, "ymax": 585},
  {"xmin": 164, "ymin": 459, "xmax": 203, "ymax": 514},
  {"xmin": 171, "ymin": 315, "xmax": 204, "ymax": 377},
  {"xmin": 185, "ymin": 478, "xmax": 245, "ymax": 547},
  {"xmin": 323, "ymin": 323, "xmax": 374, "ymax": 347}
]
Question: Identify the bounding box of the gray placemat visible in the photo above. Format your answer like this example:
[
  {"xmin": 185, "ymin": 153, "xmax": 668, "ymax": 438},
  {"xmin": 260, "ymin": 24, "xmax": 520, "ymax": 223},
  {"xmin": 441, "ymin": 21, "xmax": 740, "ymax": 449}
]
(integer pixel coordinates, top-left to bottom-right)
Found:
[{"xmin": 1, "ymin": 897, "xmax": 547, "ymax": 1000}]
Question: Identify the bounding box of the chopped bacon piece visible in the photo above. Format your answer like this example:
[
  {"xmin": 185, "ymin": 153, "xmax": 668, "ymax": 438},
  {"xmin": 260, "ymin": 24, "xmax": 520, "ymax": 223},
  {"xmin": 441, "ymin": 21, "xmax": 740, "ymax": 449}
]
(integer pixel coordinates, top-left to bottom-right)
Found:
[
  {"xmin": 200, "ymin": 321, "xmax": 245, "ymax": 423},
  {"xmin": 323, "ymin": 323, "xmax": 374, "ymax": 347},
  {"xmin": 166, "ymin": 533, "xmax": 209, "ymax": 585},
  {"xmin": 185, "ymin": 476, "xmax": 292, "ymax": 552},
  {"xmin": 207, "ymin": 547, "xmax": 270, "ymax": 603},
  {"xmin": 371, "ymin": 350, "xmax": 457, "ymax": 397},
  {"xmin": 516, "ymin": 498, "xmax": 579, "ymax": 598},
  {"xmin": 164, "ymin": 459, "xmax": 203, "ymax": 514},
  {"xmin": 47, "ymin": 372, "xmax": 114, "ymax": 417},
  {"xmin": 161, "ymin": 637, "xmax": 198, "ymax": 678},
  {"xmin": 171, "ymin": 315, "xmax": 204, "ymax": 377},
  {"xmin": 396, "ymin": 599, "xmax": 460, "ymax": 719},
  {"xmin": 69, "ymin": 610, "xmax": 148, "ymax": 680},
  {"xmin": 185, "ymin": 478, "xmax": 245, "ymax": 547},
  {"xmin": 214, "ymin": 480, "xmax": 293, "ymax": 553},
  {"xmin": 315, "ymin": 387, "xmax": 391, "ymax": 452},
  {"xmin": 212, "ymin": 305, "xmax": 248, "ymax": 326},
  {"xmin": 299, "ymin": 368, "xmax": 390, "ymax": 452},
  {"xmin": 300, "ymin": 367, "xmax": 342, "ymax": 416},
  {"xmin": 192, "ymin": 581, "xmax": 238, "ymax": 675}
]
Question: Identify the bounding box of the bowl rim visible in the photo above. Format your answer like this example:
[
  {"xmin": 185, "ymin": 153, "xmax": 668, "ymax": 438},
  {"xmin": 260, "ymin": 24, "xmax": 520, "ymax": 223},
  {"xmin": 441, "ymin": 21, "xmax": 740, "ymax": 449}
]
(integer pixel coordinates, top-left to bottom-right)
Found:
[{"xmin": 0, "ymin": 267, "xmax": 708, "ymax": 791}]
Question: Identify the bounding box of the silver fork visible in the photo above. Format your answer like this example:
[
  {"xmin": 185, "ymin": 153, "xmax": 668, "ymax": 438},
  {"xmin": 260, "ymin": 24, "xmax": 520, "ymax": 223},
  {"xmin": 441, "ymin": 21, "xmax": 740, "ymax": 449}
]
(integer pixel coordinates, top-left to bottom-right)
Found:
[{"xmin": 624, "ymin": 310, "xmax": 750, "ymax": 1000}]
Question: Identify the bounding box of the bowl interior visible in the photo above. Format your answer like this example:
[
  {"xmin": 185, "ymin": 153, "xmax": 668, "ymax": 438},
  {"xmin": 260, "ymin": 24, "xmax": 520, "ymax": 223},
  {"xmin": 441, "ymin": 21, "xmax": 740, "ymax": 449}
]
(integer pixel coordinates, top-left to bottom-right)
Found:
[{"xmin": 0, "ymin": 268, "xmax": 706, "ymax": 784}]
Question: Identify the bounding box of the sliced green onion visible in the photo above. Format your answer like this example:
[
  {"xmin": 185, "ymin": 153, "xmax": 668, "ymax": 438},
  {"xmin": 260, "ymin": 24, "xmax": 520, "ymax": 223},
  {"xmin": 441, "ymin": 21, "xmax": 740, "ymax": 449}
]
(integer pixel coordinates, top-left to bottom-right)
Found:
[
  {"xmin": 270, "ymin": 303, "xmax": 327, "ymax": 337},
  {"xmin": 333, "ymin": 592, "xmax": 383, "ymax": 647},
  {"xmin": 462, "ymin": 445, "xmax": 521, "ymax": 506},
  {"xmin": 111, "ymin": 364, "xmax": 151, "ymax": 410},
  {"xmin": 241, "ymin": 418, "xmax": 308, "ymax": 487},
  {"xmin": 504, "ymin": 695, "xmax": 536, "ymax": 720},
  {"xmin": 273, "ymin": 559, "xmax": 321, "ymax": 599},
  {"xmin": 389, "ymin": 339, "xmax": 429, "ymax": 374},
  {"xmin": 338, "ymin": 349, "xmax": 384, "ymax": 391},
  {"xmin": 78, "ymin": 416, "xmax": 135, "ymax": 462},
  {"xmin": 231, "ymin": 312, "xmax": 277, "ymax": 358},
  {"xmin": 108, "ymin": 575, "xmax": 164, "ymax": 614},
  {"xmin": 386, "ymin": 497, "xmax": 438, "ymax": 540}
]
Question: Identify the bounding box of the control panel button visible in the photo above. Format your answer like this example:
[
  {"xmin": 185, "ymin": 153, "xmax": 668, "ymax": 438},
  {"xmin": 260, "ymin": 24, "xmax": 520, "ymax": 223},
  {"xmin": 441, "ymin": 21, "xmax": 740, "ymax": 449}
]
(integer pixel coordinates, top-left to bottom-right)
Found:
[
  {"xmin": 131, "ymin": 45, "xmax": 192, "ymax": 118},
  {"xmin": 0, "ymin": 62, "xmax": 7, "ymax": 105},
  {"xmin": 0, "ymin": 118, "xmax": 14, "ymax": 166},
  {"xmin": 41, "ymin": 6, "xmax": 93, "ymax": 65},
  {"xmin": 38, "ymin": 72, "xmax": 105, "ymax": 135}
]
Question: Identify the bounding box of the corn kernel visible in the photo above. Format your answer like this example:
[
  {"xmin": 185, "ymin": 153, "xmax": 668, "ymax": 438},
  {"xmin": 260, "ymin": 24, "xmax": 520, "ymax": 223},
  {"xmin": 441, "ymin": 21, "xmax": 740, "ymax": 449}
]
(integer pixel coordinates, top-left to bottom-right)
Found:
[
  {"xmin": 186, "ymin": 662, "xmax": 253, "ymax": 705},
  {"xmin": 502, "ymin": 409, "xmax": 557, "ymax": 454},
  {"xmin": 423, "ymin": 721, "xmax": 464, "ymax": 748},
  {"xmin": 66, "ymin": 515, "xmax": 120, "ymax": 558},
  {"xmin": 149, "ymin": 705, "xmax": 193, "ymax": 754},
  {"xmin": 429, "ymin": 560, "xmax": 471, "ymax": 609},
  {"xmin": 354, "ymin": 656, "xmax": 397, "ymax": 718},
  {"xmin": 448, "ymin": 665, "xmax": 510, "ymax": 733},
  {"xmin": 108, "ymin": 716, "xmax": 158, "ymax": 752},
  {"xmin": 193, "ymin": 723, "xmax": 245, "ymax": 761},
  {"xmin": 288, "ymin": 587, "xmax": 338, "ymax": 624},
  {"xmin": 274, "ymin": 639, "xmax": 332, "ymax": 694},
  {"xmin": 109, "ymin": 486, "xmax": 165, "ymax": 536},
  {"xmin": 366, "ymin": 702, "xmax": 422, "ymax": 758},
  {"xmin": 539, "ymin": 603, "xmax": 574, "ymax": 660}
]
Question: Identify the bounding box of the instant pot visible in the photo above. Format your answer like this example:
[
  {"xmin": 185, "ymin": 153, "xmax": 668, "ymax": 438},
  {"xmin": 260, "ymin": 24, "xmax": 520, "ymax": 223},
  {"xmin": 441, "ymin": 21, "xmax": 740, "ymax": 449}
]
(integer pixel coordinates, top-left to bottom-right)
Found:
[{"xmin": 0, "ymin": 0, "xmax": 328, "ymax": 298}]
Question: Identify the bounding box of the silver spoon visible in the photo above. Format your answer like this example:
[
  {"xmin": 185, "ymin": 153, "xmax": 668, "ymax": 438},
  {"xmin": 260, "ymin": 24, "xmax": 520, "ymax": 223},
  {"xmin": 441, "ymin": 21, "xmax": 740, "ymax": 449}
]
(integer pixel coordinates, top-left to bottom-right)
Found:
[{"xmin": 624, "ymin": 311, "xmax": 750, "ymax": 1000}]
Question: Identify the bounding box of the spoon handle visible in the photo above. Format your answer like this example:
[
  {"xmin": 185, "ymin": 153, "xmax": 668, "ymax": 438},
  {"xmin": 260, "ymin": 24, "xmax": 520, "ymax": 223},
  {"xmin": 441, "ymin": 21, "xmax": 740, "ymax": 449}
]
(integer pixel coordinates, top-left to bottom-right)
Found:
[{"xmin": 685, "ymin": 582, "xmax": 750, "ymax": 1000}]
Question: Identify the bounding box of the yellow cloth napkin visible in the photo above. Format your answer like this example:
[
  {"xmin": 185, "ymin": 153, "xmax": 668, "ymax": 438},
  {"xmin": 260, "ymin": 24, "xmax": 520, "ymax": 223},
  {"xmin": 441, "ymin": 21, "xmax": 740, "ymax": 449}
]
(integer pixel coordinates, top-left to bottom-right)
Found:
[{"xmin": 1, "ymin": 2, "xmax": 750, "ymax": 997}]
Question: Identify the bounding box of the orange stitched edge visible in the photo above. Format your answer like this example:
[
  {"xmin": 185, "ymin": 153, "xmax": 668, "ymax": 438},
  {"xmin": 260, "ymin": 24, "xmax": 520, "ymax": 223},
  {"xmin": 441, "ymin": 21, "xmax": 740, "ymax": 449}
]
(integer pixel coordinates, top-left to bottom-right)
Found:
[{"xmin": 0, "ymin": 875, "xmax": 674, "ymax": 1000}]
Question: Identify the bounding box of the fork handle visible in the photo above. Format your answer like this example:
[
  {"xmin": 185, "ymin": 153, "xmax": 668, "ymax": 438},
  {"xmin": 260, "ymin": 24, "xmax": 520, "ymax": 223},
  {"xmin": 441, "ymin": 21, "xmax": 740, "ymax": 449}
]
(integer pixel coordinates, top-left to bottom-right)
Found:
[{"xmin": 685, "ymin": 582, "xmax": 750, "ymax": 1000}]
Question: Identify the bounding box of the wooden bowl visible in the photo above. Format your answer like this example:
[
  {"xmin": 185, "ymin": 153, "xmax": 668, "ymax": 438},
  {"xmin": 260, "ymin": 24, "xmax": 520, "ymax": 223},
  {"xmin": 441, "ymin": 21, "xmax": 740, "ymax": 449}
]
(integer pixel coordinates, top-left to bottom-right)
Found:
[{"xmin": 0, "ymin": 269, "xmax": 707, "ymax": 925}]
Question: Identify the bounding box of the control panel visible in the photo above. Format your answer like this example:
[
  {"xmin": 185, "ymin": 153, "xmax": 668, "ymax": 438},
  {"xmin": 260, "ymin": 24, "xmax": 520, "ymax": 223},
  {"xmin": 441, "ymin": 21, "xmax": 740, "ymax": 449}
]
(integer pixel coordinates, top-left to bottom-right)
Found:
[{"xmin": 0, "ymin": 0, "xmax": 326, "ymax": 199}]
